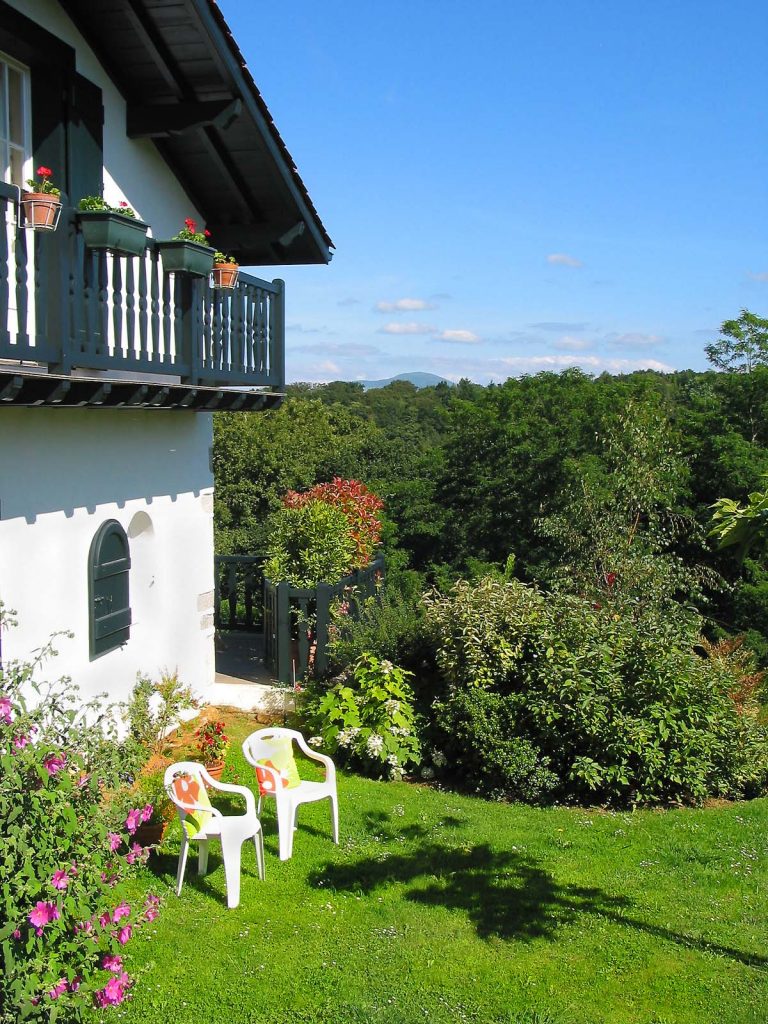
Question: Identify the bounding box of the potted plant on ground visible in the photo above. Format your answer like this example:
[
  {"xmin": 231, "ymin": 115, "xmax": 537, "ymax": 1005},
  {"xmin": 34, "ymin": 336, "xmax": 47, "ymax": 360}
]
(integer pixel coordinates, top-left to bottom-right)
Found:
[
  {"xmin": 212, "ymin": 250, "xmax": 240, "ymax": 289},
  {"xmin": 195, "ymin": 720, "xmax": 229, "ymax": 780},
  {"xmin": 157, "ymin": 217, "xmax": 215, "ymax": 276},
  {"xmin": 129, "ymin": 770, "xmax": 175, "ymax": 848},
  {"xmin": 76, "ymin": 195, "xmax": 149, "ymax": 256},
  {"xmin": 21, "ymin": 165, "xmax": 61, "ymax": 230}
]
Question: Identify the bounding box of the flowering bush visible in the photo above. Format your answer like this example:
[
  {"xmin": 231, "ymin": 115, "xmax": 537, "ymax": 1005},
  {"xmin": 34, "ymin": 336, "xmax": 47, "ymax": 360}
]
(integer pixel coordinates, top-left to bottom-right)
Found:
[
  {"xmin": 172, "ymin": 217, "xmax": 211, "ymax": 245},
  {"xmin": 283, "ymin": 478, "xmax": 383, "ymax": 570},
  {"xmin": 0, "ymin": 634, "xmax": 160, "ymax": 1019},
  {"xmin": 302, "ymin": 653, "xmax": 421, "ymax": 779},
  {"xmin": 195, "ymin": 720, "xmax": 229, "ymax": 763},
  {"xmin": 25, "ymin": 165, "xmax": 60, "ymax": 196}
]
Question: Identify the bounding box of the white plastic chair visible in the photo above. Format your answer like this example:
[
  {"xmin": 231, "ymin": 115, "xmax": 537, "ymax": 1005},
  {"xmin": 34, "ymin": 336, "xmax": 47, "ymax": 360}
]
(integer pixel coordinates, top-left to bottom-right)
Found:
[
  {"xmin": 164, "ymin": 761, "xmax": 265, "ymax": 909},
  {"xmin": 242, "ymin": 728, "xmax": 338, "ymax": 861}
]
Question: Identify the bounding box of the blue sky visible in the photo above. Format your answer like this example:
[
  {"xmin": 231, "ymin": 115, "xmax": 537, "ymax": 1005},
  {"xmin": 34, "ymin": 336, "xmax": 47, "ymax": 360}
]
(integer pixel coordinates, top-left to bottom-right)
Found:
[{"xmin": 221, "ymin": 0, "xmax": 768, "ymax": 384}]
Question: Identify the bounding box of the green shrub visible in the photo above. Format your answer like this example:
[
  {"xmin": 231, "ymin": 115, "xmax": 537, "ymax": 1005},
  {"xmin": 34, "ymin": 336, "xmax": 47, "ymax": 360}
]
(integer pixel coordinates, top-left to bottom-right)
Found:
[
  {"xmin": 301, "ymin": 654, "xmax": 421, "ymax": 779},
  {"xmin": 264, "ymin": 500, "xmax": 355, "ymax": 587},
  {"xmin": 0, "ymin": 635, "xmax": 160, "ymax": 1019},
  {"xmin": 432, "ymin": 688, "xmax": 558, "ymax": 802},
  {"xmin": 122, "ymin": 671, "xmax": 197, "ymax": 756},
  {"xmin": 424, "ymin": 577, "xmax": 768, "ymax": 806},
  {"xmin": 327, "ymin": 579, "xmax": 427, "ymax": 673}
]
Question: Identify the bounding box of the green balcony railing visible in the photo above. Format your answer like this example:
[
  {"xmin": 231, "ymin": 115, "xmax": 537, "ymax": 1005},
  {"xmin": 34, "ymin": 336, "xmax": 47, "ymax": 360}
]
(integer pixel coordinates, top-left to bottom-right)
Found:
[{"xmin": 0, "ymin": 183, "xmax": 284, "ymax": 389}]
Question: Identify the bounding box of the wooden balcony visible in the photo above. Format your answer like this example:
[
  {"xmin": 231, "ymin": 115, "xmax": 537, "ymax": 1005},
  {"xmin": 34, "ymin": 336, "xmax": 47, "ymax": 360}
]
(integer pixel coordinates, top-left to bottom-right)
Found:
[{"xmin": 0, "ymin": 183, "xmax": 285, "ymax": 400}]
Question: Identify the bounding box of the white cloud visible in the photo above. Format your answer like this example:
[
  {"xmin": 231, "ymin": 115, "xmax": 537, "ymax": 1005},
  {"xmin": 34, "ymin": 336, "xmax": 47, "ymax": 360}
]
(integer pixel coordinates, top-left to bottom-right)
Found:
[
  {"xmin": 378, "ymin": 322, "xmax": 437, "ymax": 335},
  {"xmin": 606, "ymin": 332, "xmax": 664, "ymax": 348},
  {"xmin": 552, "ymin": 336, "xmax": 592, "ymax": 351},
  {"xmin": 547, "ymin": 253, "xmax": 583, "ymax": 268},
  {"xmin": 375, "ymin": 298, "xmax": 436, "ymax": 312},
  {"xmin": 530, "ymin": 321, "xmax": 589, "ymax": 332},
  {"xmin": 748, "ymin": 272, "xmax": 768, "ymax": 282},
  {"xmin": 292, "ymin": 342, "xmax": 381, "ymax": 357},
  {"xmin": 434, "ymin": 329, "xmax": 481, "ymax": 344}
]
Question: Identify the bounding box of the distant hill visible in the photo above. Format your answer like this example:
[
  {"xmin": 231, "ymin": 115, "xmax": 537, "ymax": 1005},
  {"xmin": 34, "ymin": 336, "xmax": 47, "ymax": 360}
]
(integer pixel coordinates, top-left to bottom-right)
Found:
[{"xmin": 357, "ymin": 372, "xmax": 453, "ymax": 391}]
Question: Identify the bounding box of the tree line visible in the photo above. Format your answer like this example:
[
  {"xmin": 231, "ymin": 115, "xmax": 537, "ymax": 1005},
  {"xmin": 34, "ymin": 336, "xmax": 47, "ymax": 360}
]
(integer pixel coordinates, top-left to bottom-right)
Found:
[{"xmin": 213, "ymin": 310, "xmax": 768, "ymax": 663}]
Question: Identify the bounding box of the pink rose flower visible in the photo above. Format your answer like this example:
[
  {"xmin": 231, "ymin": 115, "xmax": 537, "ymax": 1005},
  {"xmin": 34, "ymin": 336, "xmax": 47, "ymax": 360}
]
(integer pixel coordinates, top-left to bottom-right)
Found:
[
  {"xmin": 117, "ymin": 924, "xmax": 132, "ymax": 945},
  {"xmin": 28, "ymin": 901, "xmax": 57, "ymax": 928},
  {"xmin": 111, "ymin": 901, "xmax": 130, "ymax": 923},
  {"xmin": 102, "ymin": 954, "xmax": 123, "ymax": 972},
  {"xmin": 0, "ymin": 696, "xmax": 12, "ymax": 723},
  {"xmin": 48, "ymin": 980, "xmax": 67, "ymax": 1000},
  {"xmin": 43, "ymin": 752, "xmax": 67, "ymax": 776},
  {"xmin": 141, "ymin": 803, "xmax": 153, "ymax": 822},
  {"xmin": 98, "ymin": 912, "xmax": 111, "ymax": 929},
  {"xmin": 50, "ymin": 869, "xmax": 69, "ymax": 890},
  {"xmin": 13, "ymin": 734, "xmax": 28, "ymax": 750},
  {"xmin": 94, "ymin": 974, "xmax": 128, "ymax": 1007},
  {"xmin": 107, "ymin": 832, "xmax": 121, "ymax": 852},
  {"xmin": 124, "ymin": 808, "xmax": 142, "ymax": 834},
  {"xmin": 144, "ymin": 907, "xmax": 158, "ymax": 922}
]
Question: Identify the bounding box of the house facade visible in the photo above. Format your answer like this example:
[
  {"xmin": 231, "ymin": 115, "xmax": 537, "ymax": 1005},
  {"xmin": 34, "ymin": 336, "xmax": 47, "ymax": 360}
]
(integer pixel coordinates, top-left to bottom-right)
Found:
[{"xmin": 0, "ymin": 0, "xmax": 332, "ymax": 704}]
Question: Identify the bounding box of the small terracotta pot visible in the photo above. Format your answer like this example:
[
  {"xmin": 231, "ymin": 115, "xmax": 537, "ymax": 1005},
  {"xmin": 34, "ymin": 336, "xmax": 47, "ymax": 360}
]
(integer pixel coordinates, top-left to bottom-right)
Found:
[
  {"xmin": 205, "ymin": 760, "xmax": 225, "ymax": 781},
  {"xmin": 212, "ymin": 262, "xmax": 239, "ymax": 289},
  {"xmin": 133, "ymin": 820, "xmax": 167, "ymax": 848},
  {"xmin": 22, "ymin": 192, "xmax": 61, "ymax": 230}
]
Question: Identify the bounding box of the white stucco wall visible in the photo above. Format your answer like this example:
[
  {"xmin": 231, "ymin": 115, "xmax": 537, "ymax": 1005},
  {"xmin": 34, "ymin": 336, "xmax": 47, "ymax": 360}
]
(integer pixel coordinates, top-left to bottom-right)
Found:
[
  {"xmin": 0, "ymin": 408, "xmax": 216, "ymax": 707},
  {"xmin": 5, "ymin": 0, "xmax": 204, "ymax": 236}
]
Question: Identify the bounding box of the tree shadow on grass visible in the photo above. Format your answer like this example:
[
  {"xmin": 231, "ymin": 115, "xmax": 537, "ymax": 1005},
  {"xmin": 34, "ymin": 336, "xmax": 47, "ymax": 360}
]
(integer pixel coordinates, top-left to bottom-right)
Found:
[{"xmin": 309, "ymin": 840, "xmax": 768, "ymax": 969}]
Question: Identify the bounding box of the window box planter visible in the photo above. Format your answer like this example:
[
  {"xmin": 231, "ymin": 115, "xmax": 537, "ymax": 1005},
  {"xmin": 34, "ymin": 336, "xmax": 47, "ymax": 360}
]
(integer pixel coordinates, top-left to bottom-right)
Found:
[
  {"xmin": 157, "ymin": 239, "xmax": 215, "ymax": 277},
  {"xmin": 212, "ymin": 261, "xmax": 240, "ymax": 289},
  {"xmin": 77, "ymin": 211, "xmax": 149, "ymax": 256}
]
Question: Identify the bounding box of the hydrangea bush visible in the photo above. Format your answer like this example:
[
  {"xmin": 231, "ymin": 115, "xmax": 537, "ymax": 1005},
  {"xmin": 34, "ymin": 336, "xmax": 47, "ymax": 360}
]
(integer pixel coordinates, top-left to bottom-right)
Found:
[
  {"xmin": 302, "ymin": 653, "xmax": 421, "ymax": 779},
  {"xmin": 0, "ymin": 635, "xmax": 160, "ymax": 1020}
]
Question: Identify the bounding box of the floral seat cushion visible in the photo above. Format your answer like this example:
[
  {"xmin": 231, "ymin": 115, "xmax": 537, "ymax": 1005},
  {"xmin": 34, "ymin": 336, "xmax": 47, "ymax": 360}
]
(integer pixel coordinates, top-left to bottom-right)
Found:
[
  {"xmin": 171, "ymin": 772, "xmax": 213, "ymax": 837},
  {"xmin": 255, "ymin": 738, "xmax": 300, "ymax": 794}
]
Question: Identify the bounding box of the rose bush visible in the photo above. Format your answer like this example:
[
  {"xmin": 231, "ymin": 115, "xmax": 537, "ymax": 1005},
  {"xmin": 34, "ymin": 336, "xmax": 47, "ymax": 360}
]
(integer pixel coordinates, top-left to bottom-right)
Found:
[{"xmin": 0, "ymin": 632, "xmax": 160, "ymax": 1020}]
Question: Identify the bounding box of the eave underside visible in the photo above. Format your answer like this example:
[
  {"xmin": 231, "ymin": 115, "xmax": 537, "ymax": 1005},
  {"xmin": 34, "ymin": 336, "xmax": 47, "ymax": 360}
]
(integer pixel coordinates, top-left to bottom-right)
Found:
[
  {"xmin": 58, "ymin": 0, "xmax": 333, "ymax": 267},
  {"xmin": 0, "ymin": 370, "xmax": 283, "ymax": 411}
]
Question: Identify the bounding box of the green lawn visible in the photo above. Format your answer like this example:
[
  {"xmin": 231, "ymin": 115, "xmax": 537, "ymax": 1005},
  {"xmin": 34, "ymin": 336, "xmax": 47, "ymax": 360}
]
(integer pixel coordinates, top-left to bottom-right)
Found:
[{"xmin": 110, "ymin": 714, "xmax": 768, "ymax": 1024}]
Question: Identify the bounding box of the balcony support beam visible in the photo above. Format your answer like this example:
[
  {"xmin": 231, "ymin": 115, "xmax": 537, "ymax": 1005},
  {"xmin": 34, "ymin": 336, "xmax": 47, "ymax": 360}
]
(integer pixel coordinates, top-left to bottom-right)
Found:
[{"xmin": 127, "ymin": 98, "xmax": 242, "ymax": 139}]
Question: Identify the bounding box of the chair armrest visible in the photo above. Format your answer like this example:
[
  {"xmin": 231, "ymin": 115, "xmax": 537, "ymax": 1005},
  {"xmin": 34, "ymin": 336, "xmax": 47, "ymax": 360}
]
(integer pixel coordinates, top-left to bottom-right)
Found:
[
  {"xmin": 294, "ymin": 737, "xmax": 336, "ymax": 780},
  {"xmin": 203, "ymin": 775, "xmax": 256, "ymax": 815}
]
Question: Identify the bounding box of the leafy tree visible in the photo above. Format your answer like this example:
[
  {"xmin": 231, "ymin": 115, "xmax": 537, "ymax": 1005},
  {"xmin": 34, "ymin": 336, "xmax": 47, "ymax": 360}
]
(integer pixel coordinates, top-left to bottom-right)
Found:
[{"xmin": 705, "ymin": 309, "xmax": 768, "ymax": 374}]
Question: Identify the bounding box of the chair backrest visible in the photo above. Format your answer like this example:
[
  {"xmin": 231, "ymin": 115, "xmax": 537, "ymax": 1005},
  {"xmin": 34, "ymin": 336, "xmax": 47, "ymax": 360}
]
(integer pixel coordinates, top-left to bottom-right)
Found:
[
  {"xmin": 243, "ymin": 729, "xmax": 302, "ymax": 793},
  {"xmin": 243, "ymin": 728, "xmax": 302, "ymax": 763},
  {"xmin": 164, "ymin": 761, "xmax": 214, "ymax": 837}
]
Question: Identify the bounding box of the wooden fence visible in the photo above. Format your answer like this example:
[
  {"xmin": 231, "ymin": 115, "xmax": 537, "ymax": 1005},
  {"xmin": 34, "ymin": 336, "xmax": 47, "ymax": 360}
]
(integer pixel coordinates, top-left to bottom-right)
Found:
[
  {"xmin": 214, "ymin": 555, "xmax": 267, "ymax": 631},
  {"xmin": 263, "ymin": 555, "xmax": 385, "ymax": 684}
]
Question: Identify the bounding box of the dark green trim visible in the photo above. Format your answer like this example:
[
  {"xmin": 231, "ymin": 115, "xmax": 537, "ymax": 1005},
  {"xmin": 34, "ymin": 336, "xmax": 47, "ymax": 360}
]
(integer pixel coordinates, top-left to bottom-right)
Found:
[{"xmin": 88, "ymin": 520, "xmax": 131, "ymax": 659}]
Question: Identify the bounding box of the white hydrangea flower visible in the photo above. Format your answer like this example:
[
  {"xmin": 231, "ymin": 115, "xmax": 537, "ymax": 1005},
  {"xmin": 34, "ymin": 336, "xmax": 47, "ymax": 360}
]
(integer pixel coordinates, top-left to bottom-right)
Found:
[
  {"xmin": 386, "ymin": 753, "xmax": 399, "ymax": 767},
  {"xmin": 390, "ymin": 726, "xmax": 410, "ymax": 738},
  {"xmin": 432, "ymin": 750, "xmax": 447, "ymax": 768},
  {"xmin": 337, "ymin": 729, "xmax": 354, "ymax": 748},
  {"xmin": 380, "ymin": 659, "xmax": 394, "ymax": 675},
  {"xmin": 390, "ymin": 766, "xmax": 405, "ymax": 781},
  {"xmin": 384, "ymin": 698, "xmax": 401, "ymax": 714},
  {"xmin": 420, "ymin": 766, "xmax": 435, "ymax": 780},
  {"xmin": 308, "ymin": 736, "xmax": 323, "ymax": 748},
  {"xmin": 366, "ymin": 733, "xmax": 384, "ymax": 756}
]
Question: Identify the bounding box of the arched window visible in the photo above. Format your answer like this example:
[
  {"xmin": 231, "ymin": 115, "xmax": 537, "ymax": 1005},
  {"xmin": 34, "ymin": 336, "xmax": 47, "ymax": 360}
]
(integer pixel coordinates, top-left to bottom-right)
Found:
[{"xmin": 88, "ymin": 520, "xmax": 131, "ymax": 659}]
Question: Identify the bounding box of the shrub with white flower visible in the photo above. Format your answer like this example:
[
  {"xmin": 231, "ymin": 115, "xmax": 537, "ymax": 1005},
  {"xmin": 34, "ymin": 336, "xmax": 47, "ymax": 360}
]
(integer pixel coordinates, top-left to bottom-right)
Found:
[
  {"xmin": 0, "ymin": 630, "xmax": 160, "ymax": 1019},
  {"xmin": 302, "ymin": 653, "xmax": 421, "ymax": 779}
]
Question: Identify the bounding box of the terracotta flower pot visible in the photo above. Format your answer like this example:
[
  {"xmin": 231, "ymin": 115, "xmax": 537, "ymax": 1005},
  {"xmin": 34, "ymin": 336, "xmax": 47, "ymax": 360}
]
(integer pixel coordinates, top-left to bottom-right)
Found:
[
  {"xmin": 133, "ymin": 820, "xmax": 167, "ymax": 848},
  {"xmin": 22, "ymin": 192, "xmax": 61, "ymax": 230},
  {"xmin": 212, "ymin": 262, "xmax": 240, "ymax": 289},
  {"xmin": 205, "ymin": 760, "xmax": 225, "ymax": 781}
]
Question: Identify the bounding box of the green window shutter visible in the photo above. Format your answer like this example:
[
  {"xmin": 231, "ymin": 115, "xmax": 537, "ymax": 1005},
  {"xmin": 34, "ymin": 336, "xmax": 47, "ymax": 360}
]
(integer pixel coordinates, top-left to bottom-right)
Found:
[
  {"xmin": 89, "ymin": 520, "xmax": 131, "ymax": 659},
  {"xmin": 66, "ymin": 72, "xmax": 103, "ymax": 202}
]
